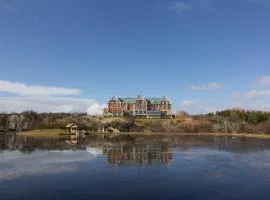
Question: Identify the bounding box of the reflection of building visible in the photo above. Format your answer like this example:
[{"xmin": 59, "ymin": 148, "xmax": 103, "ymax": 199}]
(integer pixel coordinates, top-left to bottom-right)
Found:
[
  {"xmin": 65, "ymin": 123, "xmax": 79, "ymax": 145},
  {"xmin": 104, "ymin": 95, "xmax": 173, "ymax": 118},
  {"xmin": 103, "ymin": 143, "xmax": 173, "ymax": 168}
]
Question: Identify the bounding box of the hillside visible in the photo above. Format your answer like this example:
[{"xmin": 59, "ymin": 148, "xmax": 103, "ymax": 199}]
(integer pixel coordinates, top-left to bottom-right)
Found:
[{"xmin": 0, "ymin": 109, "xmax": 270, "ymax": 134}]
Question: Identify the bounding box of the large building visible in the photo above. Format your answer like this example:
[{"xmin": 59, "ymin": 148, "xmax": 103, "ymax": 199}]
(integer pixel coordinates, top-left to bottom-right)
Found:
[{"xmin": 104, "ymin": 95, "xmax": 173, "ymax": 118}]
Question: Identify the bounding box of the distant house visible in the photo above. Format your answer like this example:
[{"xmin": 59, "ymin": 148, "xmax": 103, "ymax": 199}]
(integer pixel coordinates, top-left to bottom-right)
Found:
[
  {"xmin": 66, "ymin": 123, "xmax": 78, "ymax": 134},
  {"xmin": 104, "ymin": 95, "xmax": 173, "ymax": 118}
]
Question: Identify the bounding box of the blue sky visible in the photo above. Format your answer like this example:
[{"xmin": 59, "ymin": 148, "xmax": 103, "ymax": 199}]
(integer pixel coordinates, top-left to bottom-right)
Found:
[{"xmin": 0, "ymin": 0, "xmax": 270, "ymax": 114}]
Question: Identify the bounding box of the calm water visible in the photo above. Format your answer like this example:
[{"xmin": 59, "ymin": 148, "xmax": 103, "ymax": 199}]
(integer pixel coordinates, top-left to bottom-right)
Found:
[{"xmin": 1, "ymin": 134, "xmax": 270, "ymax": 200}]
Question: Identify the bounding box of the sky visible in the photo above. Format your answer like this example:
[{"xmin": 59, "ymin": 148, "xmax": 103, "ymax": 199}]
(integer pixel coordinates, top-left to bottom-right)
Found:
[{"xmin": 0, "ymin": 0, "xmax": 270, "ymax": 114}]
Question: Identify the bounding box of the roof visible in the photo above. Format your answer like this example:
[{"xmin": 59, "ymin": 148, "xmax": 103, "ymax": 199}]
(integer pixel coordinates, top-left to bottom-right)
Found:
[
  {"xmin": 108, "ymin": 96, "xmax": 121, "ymax": 102},
  {"xmin": 162, "ymin": 96, "xmax": 172, "ymax": 104},
  {"xmin": 145, "ymin": 98, "xmax": 163, "ymax": 104},
  {"xmin": 119, "ymin": 97, "xmax": 137, "ymax": 103},
  {"xmin": 118, "ymin": 97, "xmax": 164, "ymax": 104},
  {"xmin": 66, "ymin": 123, "xmax": 77, "ymax": 128},
  {"xmin": 110, "ymin": 96, "xmax": 172, "ymax": 104}
]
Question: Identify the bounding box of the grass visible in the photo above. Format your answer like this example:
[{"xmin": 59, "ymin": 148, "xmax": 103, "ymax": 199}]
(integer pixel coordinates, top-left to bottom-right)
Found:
[
  {"xmin": 17, "ymin": 129, "xmax": 270, "ymax": 139},
  {"xmin": 87, "ymin": 132, "xmax": 270, "ymax": 139},
  {"xmin": 17, "ymin": 129, "xmax": 67, "ymax": 136}
]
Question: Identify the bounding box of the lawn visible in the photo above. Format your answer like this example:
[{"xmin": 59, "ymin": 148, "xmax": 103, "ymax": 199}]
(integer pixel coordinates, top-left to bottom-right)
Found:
[
  {"xmin": 17, "ymin": 129, "xmax": 67, "ymax": 136},
  {"xmin": 17, "ymin": 128, "xmax": 270, "ymax": 140}
]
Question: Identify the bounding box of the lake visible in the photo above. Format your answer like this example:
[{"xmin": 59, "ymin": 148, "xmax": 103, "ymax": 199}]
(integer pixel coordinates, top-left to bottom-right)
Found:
[{"xmin": 1, "ymin": 133, "xmax": 270, "ymax": 200}]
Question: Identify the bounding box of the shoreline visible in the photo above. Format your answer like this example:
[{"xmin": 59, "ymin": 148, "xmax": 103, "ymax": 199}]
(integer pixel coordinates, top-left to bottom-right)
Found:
[{"xmin": 16, "ymin": 129, "xmax": 270, "ymax": 139}]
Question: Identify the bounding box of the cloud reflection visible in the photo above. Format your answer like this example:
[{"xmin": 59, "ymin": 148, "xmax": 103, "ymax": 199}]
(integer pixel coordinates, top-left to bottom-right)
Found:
[{"xmin": 0, "ymin": 148, "xmax": 102, "ymax": 181}]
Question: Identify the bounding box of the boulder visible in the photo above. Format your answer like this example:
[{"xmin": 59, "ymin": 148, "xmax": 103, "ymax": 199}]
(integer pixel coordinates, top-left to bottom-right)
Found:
[{"xmin": 106, "ymin": 127, "xmax": 120, "ymax": 133}]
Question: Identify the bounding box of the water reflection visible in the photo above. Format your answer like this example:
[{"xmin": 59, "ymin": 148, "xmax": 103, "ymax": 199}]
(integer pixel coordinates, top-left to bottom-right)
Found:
[
  {"xmin": 2, "ymin": 133, "xmax": 270, "ymax": 199},
  {"xmin": 103, "ymin": 143, "xmax": 173, "ymax": 168},
  {"xmin": 2, "ymin": 133, "xmax": 270, "ymax": 155}
]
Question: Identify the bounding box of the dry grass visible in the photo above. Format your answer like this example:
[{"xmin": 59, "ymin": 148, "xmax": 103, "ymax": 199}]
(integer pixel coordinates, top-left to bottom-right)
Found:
[
  {"xmin": 17, "ymin": 129, "xmax": 66, "ymax": 136},
  {"xmin": 90, "ymin": 131, "xmax": 270, "ymax": 139},
  {"xmin": 17, "ymin": 128, "xmax": 270, "ymax": 140}
]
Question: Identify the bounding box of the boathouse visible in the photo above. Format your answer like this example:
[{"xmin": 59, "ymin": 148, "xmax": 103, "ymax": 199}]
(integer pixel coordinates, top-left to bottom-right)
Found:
[{"xmin": 66, "ymin": 123, "xmax": 78, "ymax": 134}]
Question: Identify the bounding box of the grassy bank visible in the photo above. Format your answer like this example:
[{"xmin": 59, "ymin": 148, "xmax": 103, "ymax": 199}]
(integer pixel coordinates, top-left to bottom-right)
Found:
[
  {"xmin": 98, "ymin": 132, "xmax": 270, "ymax": 139},
  {"xmin": 17, "ymin": 129, "xmax": 67, "ymax": 137},
  {"xmin": 17, "ymin": 129, "xmax": 270, "ymax": 139}
]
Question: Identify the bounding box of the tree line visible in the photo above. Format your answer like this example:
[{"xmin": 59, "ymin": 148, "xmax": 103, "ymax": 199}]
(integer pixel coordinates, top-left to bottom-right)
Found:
[{"xmin": 203, "ymin": 109, "xmax": 270, "ymax": 125}]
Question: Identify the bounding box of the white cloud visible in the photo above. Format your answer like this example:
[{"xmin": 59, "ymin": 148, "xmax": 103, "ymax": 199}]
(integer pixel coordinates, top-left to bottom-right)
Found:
[
  {"xmin": 86, "ymin": 147, "xmax": 103, "ymax": 156},
  {"xmin": 189, "ymin": 82, "xmax": 222, "ymax": 91},
  {"xmin": 184, "ymin": 75, "xmax": 270, "ymax": 114},
  {"xmin": 181, "ymin": 99, "xmax": 197, "ymax": 106},
  {"xmin": 52, "ymin": 105, "xmax": 77, "ymax": 113},
  {"xmin": 228, "ymin": 97, "xmax": 270, "ymax": 111},
  {"xmin": 231, "ymin": 90, "xmax": 270, "ymax": 100},
  {"xmin": 181, "ymin": 99, "xmax": 270, "ymax": 114},
  {"xmin": 0, "ymin": 96, "xmax": 102, "ymax": 113},
  {"xmin": 180, "ymin": 99, "xmax": 224, "ymax": 114},
  {"xmin": 87, "ymin": 102, "xmax": 106, "ymax": 116},
  {"xmin": 257, "ymin": 76, "xmax": 270, "ymax": 86},
  {"xmin": 182, "ymin": 104, "xmax": 221, "ymax": 114},
  {"xmin": 0, "ymin": 80, "xmax": 80, "ymax": 96},
  {"xmin": 231, "ymin": 76, "xmax": 270, "ymax": 100},
  {"xmin": 0, "ymin": 80, "xmax": 107, "ymax": 114},
  {"xmin": 0, "ymin": 148, "xmax": 102, "ymax": 181},
  {"xmin": 168, "ymin": 1, "xmax": 194, "ymax": 15},
  {"xmin": 245, "ymin": 90, "xmax": 270, "ymax": 99}
]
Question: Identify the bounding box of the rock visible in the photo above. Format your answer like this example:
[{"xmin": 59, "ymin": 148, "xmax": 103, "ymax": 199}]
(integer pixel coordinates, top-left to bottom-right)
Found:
[
  {"xmin": 79, "ymin": 130, "xmax": 86, "ymax": 138},
  {"xmin": 106, "ymin": 127, "xmax": 120, "ymax": 133}
]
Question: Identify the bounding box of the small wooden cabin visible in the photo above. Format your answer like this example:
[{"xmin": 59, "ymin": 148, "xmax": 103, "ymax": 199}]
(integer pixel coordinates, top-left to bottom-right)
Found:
[{"xmin": 66, "ymin": 123, "xmax": 78, "ymax": 134}]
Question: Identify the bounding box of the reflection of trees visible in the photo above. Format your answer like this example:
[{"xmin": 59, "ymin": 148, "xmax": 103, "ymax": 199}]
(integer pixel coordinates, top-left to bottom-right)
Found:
[
  {"xmin": 103, "ymin": 143, "xmax": 173, "ymax": 168},
  {"xmin": 0, "ymin": 133, "xmax": 16, "ymax": 153},
  {"xmin": 2, "ymin": 134, "xmax": 270, "ymax": 156},
  {"xmin": 0, "ymin": 134, "xmax": 79, "ymax": 154},
  {"xmin": 172, "ymin": 135, "xmax": 270, "ymax": 153}
]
